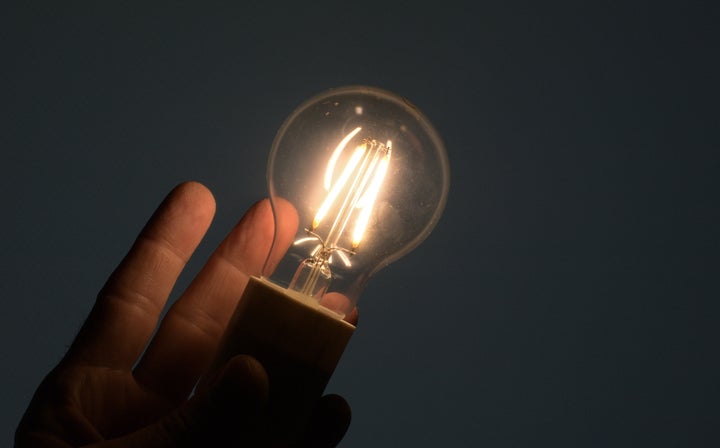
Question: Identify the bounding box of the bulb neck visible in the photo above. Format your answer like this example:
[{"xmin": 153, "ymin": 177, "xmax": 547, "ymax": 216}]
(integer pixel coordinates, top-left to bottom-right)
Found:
[{"xmin": 202, "ymin": 276, "xmax": 355, "ymax": 444}]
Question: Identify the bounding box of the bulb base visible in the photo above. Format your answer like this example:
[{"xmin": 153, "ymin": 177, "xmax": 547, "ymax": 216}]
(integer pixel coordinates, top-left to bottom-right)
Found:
[{"xmin": 203, "ymin": 276, "xmax": 355, "ymax": 444}]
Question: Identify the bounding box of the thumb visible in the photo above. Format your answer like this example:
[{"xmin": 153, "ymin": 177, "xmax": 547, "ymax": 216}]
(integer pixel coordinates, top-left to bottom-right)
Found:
[{"xmin": 98, "ymin": 355, "xmax": 269, "ymax": 448}]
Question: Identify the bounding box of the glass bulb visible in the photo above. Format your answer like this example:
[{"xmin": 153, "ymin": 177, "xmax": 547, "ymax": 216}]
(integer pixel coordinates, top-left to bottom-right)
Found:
[{"xmin": 262, "ymin": 86, "xmax": 450, "ymax": 318}]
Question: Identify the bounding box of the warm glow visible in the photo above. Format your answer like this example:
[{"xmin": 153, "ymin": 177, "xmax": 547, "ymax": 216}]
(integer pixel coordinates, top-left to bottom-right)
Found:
[
  {"xmin": 313, "ymin": 145, "xmax": 366, "ymax": 229},
  {"xmin": 325, "ymin": 127, "xmax": 362, "ymax": 191},
  {"xmin": 304, "ymin": 130, "xmax": 392, "ymax": 266},
  {"xmin": 352, "ymin": 150, "xmax": 391, "ymax": 248}
]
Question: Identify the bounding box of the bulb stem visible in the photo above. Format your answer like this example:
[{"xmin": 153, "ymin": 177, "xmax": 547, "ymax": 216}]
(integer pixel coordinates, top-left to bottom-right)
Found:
[{"xmin": 299, "ymin": 257, "xmax": 327, "ymax": 297}]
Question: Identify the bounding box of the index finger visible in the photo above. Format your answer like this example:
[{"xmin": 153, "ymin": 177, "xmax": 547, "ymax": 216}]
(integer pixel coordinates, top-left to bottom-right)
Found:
[{"xmin": 132, "ymin": 198, "xmax": 298, "ymax": 401}]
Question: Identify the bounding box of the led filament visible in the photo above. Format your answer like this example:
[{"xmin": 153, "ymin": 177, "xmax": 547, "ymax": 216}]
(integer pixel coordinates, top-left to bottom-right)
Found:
[{"xmin": 289, "ymin": 127, "xmax": 392, "ymax": 298}]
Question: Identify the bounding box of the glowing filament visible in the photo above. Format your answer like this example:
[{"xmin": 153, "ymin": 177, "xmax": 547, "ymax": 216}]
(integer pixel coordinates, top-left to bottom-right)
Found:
[
  {"xmin": 313, "ymin": 145, "xmax": 366, "ymax": 230},
  {"xmin": 352, "ymin": 150, "xmax": 391, "ymax": 248},
  {"xmin": 301, "ymin": 129, "xmax": 392, "ymax": 273},
  {"xmin": 325, "ymin": 127, "xmax": 362, "ymax": 191}
]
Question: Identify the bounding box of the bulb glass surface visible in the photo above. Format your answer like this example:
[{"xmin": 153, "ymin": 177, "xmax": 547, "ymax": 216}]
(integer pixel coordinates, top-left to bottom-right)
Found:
[{"xmin": 263, "ymin": 86, "xmax": 449, "ymax": 317}]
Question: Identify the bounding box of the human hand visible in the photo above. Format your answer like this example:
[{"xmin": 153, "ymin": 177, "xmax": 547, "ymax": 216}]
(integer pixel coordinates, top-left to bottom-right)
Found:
[{"xmin": 16, "ymin": 182, "xmax": 355, "ymax": 447}]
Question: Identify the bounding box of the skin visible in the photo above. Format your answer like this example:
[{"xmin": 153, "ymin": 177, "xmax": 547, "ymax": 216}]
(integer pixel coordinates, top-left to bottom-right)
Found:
[{"xmin": 16, "ymin": 182, "xmax": 357, "ymax": 447}]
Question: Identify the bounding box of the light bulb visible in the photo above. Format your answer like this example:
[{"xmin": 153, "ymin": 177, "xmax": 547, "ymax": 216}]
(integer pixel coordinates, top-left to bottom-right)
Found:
[
  {"xmin": 206, "ymin": 86, "xmax": 449, "ymax": 442},
  {"xmin": 263, "ymin": 85, "xmax": 450, "ymax": 317}
]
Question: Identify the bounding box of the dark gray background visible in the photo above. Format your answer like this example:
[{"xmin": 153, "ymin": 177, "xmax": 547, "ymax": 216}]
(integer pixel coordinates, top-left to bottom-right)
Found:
[{"xmin": 2, "ymin": 1, "xmax": 719, "ymax": 447}]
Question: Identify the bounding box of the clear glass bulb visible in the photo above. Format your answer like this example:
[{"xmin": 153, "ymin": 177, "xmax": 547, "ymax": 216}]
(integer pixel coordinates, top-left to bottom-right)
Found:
[{"xmin": 262, "ymin": 86, "xmax": 450, "ymax": 318}]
